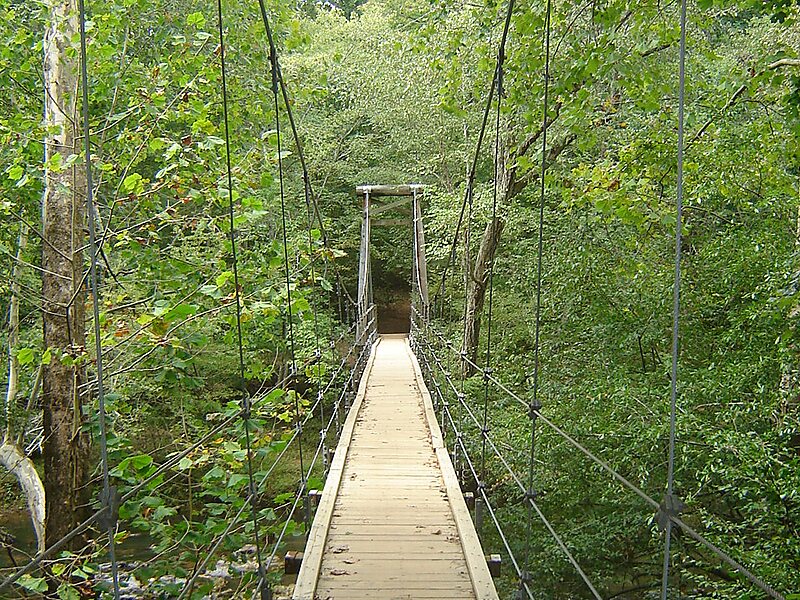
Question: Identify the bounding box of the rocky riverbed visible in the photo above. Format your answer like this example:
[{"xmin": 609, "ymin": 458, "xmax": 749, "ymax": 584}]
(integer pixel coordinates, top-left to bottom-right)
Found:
[{"xmin": 95, "ymin": 547, "xmax": 295, "ymax": 599}]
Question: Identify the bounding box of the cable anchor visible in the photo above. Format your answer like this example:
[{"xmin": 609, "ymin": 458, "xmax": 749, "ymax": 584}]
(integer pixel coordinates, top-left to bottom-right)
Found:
[
  {"xmin": 514, "ymin": 571, "xmax": 532, "ymax": 599},
  {"xmin": 259, "ymin": 579, "xmax": 273, "ymax": 600},
  {"xmin": 98, "ymin": 486, "xmax": 120, "ymax": 531},
  {"xmin": 656, "ymin": 493, "xmax": 685, "ymax": 531},
  {"xmin": 241, "ymin": 388, "xmax": 252, "ymax": 419},
  {"xmin": 528, "ymin": 398, "xmax": 542, "ymax": 420}
]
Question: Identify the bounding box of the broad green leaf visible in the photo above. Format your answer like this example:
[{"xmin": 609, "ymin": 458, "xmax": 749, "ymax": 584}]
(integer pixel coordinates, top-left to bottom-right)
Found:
[
  {"xmin": 17, "ymin": 575, "xmax": 48, "ymax": 593},
  {"xmin": 16, "ymin": 347, "xmax": 34, "ymax": 365},
  {"xmin": 163, "ymin": 303, "xmax": 198, "ymax": 322},
  {"xmin": 186, "ymin": 12, "xmax": 206, "ymax": 27},
  {"xmin": 57, "ymin": 583, "xmax": 81, "ymax": 600},
  {"xmin": 122, "ymin": 173, "xmax": 145, "ymax": 195}
]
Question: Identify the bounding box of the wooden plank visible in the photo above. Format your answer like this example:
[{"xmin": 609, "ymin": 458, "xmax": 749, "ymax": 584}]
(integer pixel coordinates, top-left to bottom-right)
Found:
[
  {"xmin": 294, "ymin": 337, "xmax": 497, "ymax": 600},
  {"xmin": 292, "ymin": 340, "xmax": 381, "ymax": 600},
  {"xmin": 321, "ymin": 579, "xmax": 475, "ymax": 586},
  {"xmin": 320, "ymin": 589, "xmax": 476, "ymax": 600},
  {"xmin": 328, "ymin": 523, "xmax": 457, "ymax": 531},
  {"xmin": 355, "ymin": 184, "xmax": 424, "ymax": 197},
  {"xmin": 324, "ymin": 531, "xmax": 459, "ymax": 540}
]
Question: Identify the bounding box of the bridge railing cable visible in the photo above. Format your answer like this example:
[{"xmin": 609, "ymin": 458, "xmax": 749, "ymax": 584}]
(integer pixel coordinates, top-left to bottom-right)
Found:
[
  {"xmin": 3, "ymin": 0, "xmax": 364, "ymax": 595},
  {"xmin": 173, "ymin": 311, "xmax": 376, "ymax": 600},
  {"xmin": 175, "ymin": 335, "xmax": 372, "ymax": 598},
  {"xmin": 0, "ymin": 311, "xmax": 376, "ymax": 595},
  {"xmin": 410, "ymin": 311, "xmax": 785, "ymax": 600},
  {"xmin": 411, "ymin": 318, "xmax": 601, "ymax": 599}
]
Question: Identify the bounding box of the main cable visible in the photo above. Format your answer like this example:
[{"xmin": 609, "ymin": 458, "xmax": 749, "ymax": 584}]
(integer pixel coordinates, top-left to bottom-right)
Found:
[
  {"xmin": 479, "ymin": 53, "xmax": 505, "ymax": 536},
  {"xmin": 522, "ymin": 0, "xmax": 552, "ymax": 588},
  {"xmin": 435, "ymin": 0, "xmax": 517, "ymax": 306},
  {"xmin": 255, "ymin": 0, "xmax": 356, "ymax": 310},
  {"xmin": 265, "ymin": 18, "xmax": 307, "ymax": 573},
  {"xmin": 77, "ymin": 0, "xmax": 121, "ymax": 597},
  {"xmin": 214, "ymin": 0, "xmax": 269, "ymax": 595},
  {"xmin": 661, "ymin": 0, "xmax": 688, "ymax": 597}
]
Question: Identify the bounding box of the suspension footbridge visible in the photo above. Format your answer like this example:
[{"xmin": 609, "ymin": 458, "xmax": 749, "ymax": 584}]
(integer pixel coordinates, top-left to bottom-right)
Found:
[
  {"xmin": 294, "ymin": 335, "xmax": 497, "ymax": 600},
  {"xmin": 0, "ymin": 0, "xmax": 792, "ymax": 595}
]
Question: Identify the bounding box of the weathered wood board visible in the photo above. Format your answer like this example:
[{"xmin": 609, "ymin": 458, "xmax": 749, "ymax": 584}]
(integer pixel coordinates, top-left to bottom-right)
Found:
[{"xmin": 293, "ymin": 335, "xmax": 497, "ymax": 600}]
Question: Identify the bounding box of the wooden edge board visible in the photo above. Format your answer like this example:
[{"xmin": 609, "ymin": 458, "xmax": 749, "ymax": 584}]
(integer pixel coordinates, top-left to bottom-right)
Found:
[
  {"xmin": 405, "ymin": 339, "xmax": 500, "ymax": 600},
  {"xmin": 292, "ymin": 338, "xmax": 382, "ymax": 600},
  {"xmin": 406, "ymin": 339, "xmax": 444, "ymax": 449}
]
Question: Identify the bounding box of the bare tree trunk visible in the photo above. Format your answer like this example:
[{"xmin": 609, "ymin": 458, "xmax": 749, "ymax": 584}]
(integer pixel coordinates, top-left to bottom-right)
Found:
[
  {"xmin": 460, "ymin": 131, "xmax": 575, "ymax": 372},
  {"xmin": 461, "ymin": 138, "xmax": 514, "ymax": 373},
  {"xmin": 0, "ymin": 444, "xmax": 46, "ymax": 553},
  {"xmin": 4, "ymin": 227, "xmax": 25, "ymax": 425},
  {"xmin": 42, "ymin": 0, "xmax": 89, "ymax": 547},
  {"xmin": 462, "ymin": 217, "xmax": 505, "ymax": 375},
  {"xmin": 2, "ymin": 226, "xmax": 46, "ymax": 553}
]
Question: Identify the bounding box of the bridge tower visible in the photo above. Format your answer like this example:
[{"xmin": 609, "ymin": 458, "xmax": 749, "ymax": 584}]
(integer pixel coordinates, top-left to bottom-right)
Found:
[{"xmin": 355, "ymin": 184, "xmax": 429, "ymax": 340}]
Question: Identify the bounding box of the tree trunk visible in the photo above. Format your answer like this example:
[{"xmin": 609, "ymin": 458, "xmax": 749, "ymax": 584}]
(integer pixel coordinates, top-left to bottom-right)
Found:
[
  {"xmin": 4, "ymin": 227, "xmax": 25, "ymax": 429},
  {"xmin": 2, "ymin": 227, "xmax": 46, "ymax": 554},
  {"xmin": 42, "ymin": 0, "xmax": 90, "ymax": 547},
  {"xmin": 0, "ymin": 444, "xmax": 46, "ymax": 553},
  {"xmin": 462, "ymin": 216, "xmax": 505, "ymax": 375},
  {"xmin": 461, "ymin": 131, "xmax": 576, "ymax": 372}
]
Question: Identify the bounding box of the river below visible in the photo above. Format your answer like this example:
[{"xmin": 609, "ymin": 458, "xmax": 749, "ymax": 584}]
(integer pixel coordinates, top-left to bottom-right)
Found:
[{"xmin": 1, "ymin": 509, "xmax": 301, "ymax": 598}]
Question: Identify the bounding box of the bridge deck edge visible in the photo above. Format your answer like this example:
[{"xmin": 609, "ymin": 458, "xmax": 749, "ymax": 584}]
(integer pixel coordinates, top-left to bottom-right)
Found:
[
  {"xmin": 405, "ymin": 339, "xmax": 500, "ymax": 600},
  {"xmin": 292, "ymin": 339, "xmax": 381, "ymax": 600}
]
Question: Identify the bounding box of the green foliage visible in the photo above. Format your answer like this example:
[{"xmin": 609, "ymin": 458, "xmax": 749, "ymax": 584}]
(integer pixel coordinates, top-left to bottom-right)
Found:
[
  {"xmin": 1, "ymin": 0, "xmax": 354, "ymax": 590},
  {"xmin": 2, "ymin": 0, "xmax": 800, "ymax": 596},
  {"xmin": 419, "ymin": 0, "xmax": 800, "ymax": 597}
]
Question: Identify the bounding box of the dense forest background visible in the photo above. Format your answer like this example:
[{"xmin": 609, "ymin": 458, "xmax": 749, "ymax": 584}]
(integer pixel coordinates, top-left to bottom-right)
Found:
[{"xmin": 1, "ymin": 0, "xmax": 799, "ymax": 597}]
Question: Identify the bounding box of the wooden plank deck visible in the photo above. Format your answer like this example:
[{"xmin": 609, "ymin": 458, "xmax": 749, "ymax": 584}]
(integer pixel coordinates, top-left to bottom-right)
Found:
[{"xmin": 293, "ymin": 335, "xmax": 498, "ymax": 600}]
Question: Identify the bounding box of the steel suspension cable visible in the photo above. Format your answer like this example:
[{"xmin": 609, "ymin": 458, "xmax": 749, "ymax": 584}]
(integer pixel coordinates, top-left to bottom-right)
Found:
[
  {"xmin": 478, "ymin": 53, "xmax": 505, "ymax": 543},
  {"xmin": 255, "ymin": 0, "xmax": 356, "ymax": 310},
  {"xmin": 415, "ymin": 326, "xmax": 603, "ymax": 598},
  {"xmin": 662, "ymin": 0, "xmax": 687, "ymax": 597},
  {"xmin": 176, "ymin": 422, "xmax": 303, "ymax": 600},
  {"xmin": 522, "ymin": 0, "xmax": 551, "ymax": 590},
  {"xmin": 0, "ymin": 331, "xmax": 359, "ymax": 595},
  {"xmin": 453, "ymin": 410, "xmax": 533, "ymax": 600},
  {"xmin": 177, "ymin": 334, "xmax": 373, "ymax": 600},
  {"xmin": 215, "ymin": 0, "xmax": 269, "ymax": 594},
  {"xmin": 266, "ymin": 30, "xmax": 306, "ymax": 586},
  {"xmin": 251, "ymin": 334, "xmax": 374, "ymax": 597},
  {"xmin": 435, "ymin": 0, "xmax": 517, "ymax": 305},
  {"xmin": 457, "ymin": 181, "xmax": 473, "ymax": 478},
  {"xmin": 420, "ymin": 314, "xmax": 785, "ymax": 599},
  {"xmin": 77, "ymin": 0, "xmax": 121, "ymax": 596},
  {"xmin": 421, "ymin": 341, "xmax": 602, "ymax": 600}
]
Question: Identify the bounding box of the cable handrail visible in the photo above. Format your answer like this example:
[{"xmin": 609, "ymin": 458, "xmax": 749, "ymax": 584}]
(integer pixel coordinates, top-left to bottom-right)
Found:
[
  {"xmin": 414, "ymin": 325, "xmax": 602, "ymax": 599},
  {"xmin": 411, "ymin": 313, "xmax": 785, "ymax": 600},
  {"xmin": 0, "ymin": 321, "xmax": 376, "ymax": 594}
]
